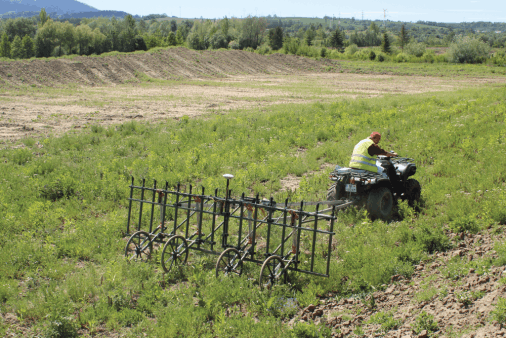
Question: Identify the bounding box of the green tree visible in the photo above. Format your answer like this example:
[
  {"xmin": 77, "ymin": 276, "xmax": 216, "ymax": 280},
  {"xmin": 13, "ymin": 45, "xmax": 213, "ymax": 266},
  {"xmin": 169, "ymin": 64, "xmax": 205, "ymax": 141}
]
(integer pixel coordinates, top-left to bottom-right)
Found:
[
  {"xmin": 21, "ymin": 35, "xmax": 35, "ymax": 58},
  {"xmin": 56, "ymin": 21, "xmax": 75, "ymax": 56},
  {"xmin": 4, "ymin": 18, "xmax": 37, "ymax": 42},
  {"xmin": 38, "ymin": 8, "xmax": 50, "ymax": 28},
  {"xmin": 370, "ymin": 22, "xmax": 380, "ymax": 34},
  {"xmin": 170, "ymin": 20, "xmax": 178, "ymax": 33},
  {"xmin": 304, "ymin": 25, "xmax": 316, "ymax": 46},
  {"xmin": 381, "ymin": 32, "xmax": 391, "ymax": 53},
  {"xmin": 75, "ymin": 25, "xmax": 93, "ymax": 55},
  {"xmin": 329, "ymin": 29, "xmax": 344, "ymax": 50},
  {"xmin": 35, "ymin": 19, "xmax": 57, "ymax": 57},
  {"xmin": 166, "ymin": 31, "xmax": 177, "ymax": 46},
  {"xmin": 399, "ymin": 24, "xmax": 409, "ymax": 51},
  {"xmin": 221, "ymin": 16, "xmax": 229, "ymax": 37},
  {"xmin": 175, "ymin": 29, "xmax": 184, "ymax": 45},
  {"xmin": 268, "ymin": 26, "xmax": 283, "ymax": 50},
  {"xmin": 10, "ymin": 35, "xmax": 22, "ymax": 59},
  {"xmin": 0, "ymin": 33, "xmax": 12, "ymax": 58}
]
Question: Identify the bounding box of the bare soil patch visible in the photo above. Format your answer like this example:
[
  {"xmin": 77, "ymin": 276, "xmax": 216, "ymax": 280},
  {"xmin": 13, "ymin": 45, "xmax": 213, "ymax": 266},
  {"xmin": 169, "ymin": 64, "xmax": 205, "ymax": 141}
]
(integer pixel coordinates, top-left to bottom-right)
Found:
[{"xmin": 293, "ymin": 229, "xmax": 506, "ymax": 337}]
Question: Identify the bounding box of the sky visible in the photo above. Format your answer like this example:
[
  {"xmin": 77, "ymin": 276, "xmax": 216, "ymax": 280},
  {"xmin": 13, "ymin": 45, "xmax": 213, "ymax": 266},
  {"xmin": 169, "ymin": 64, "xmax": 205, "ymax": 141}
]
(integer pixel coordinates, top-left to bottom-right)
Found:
[{"xmin": 78, "ymin": 0, "xmax": 506, "ymax": 23}]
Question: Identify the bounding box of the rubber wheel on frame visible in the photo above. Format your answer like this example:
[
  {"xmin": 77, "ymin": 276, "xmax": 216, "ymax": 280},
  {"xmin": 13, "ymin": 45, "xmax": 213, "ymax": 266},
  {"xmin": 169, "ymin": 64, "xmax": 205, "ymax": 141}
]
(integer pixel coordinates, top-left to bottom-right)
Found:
[
  {"xmin": 161, "ymin": 235, "xmax": 188, "ymax": 273},
  {"xmin": 259, "ymin": 255, "xmax": 287, "ymax": 290},
  {"xmin": 125, "ymin": 231, "xmax": 152, "ymax": 262},
  {"xmin": 366, "ymin": 187, "xmax": 393, "ymax": 221},
  {"xmin": 404, "ymin": 179, "xmax": 421, "ymax": 207},
  {"xmin": 215, "ymin": 248, "xmax": 243, "ymax": 278}
]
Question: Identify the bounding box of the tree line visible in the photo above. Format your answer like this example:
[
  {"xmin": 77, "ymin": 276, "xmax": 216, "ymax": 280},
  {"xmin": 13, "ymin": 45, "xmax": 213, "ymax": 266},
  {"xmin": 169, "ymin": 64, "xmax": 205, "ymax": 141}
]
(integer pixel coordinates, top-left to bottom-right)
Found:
[{"xmin": 0, "ymin": 9, "xmax": 504, "ymax": 61}]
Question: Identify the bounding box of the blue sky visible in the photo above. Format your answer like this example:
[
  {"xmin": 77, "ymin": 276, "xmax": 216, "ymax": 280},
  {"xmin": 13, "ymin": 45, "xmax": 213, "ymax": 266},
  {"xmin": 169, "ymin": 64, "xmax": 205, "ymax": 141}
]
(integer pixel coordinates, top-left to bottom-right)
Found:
[{"xmin": 78, "ymin": 0, "xmax": 506, "ymax": 23}]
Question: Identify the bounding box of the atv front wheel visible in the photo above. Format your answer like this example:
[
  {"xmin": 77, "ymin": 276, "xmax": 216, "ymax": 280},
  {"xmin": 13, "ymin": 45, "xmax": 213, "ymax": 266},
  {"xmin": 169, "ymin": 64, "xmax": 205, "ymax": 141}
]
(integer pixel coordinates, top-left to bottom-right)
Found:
[
  {"xmin": 404, "ymin": 179, "xmax": 421, "ymax": 206},
  {"xmin": 366, "ymin": 187, "xmax": 393, "ymax": 221}
]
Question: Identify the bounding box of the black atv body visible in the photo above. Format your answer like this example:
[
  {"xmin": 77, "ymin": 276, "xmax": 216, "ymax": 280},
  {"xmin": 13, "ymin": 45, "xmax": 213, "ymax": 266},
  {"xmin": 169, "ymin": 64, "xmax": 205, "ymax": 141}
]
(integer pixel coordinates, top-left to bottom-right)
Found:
[{"xmin": 327, "ymin": 156, "xmax": 421, "ymax": 221}]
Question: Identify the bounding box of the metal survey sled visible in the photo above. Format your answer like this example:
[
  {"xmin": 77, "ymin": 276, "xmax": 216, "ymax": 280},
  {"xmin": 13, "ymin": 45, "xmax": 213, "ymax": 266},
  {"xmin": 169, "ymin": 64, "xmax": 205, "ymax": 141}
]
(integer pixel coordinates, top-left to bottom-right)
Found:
[{"xmin": 125, "ymin": 175, "xmax": 354, "ymax": 287}]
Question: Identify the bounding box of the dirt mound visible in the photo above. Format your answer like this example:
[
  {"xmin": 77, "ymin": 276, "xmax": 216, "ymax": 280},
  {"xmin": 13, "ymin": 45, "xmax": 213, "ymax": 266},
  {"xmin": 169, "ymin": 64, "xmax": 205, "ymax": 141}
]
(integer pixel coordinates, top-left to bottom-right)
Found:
[
  {"xmin": 0, "ymin": 48, "xmax": 340, "ymax": 87},
  {"xmin": 293, "ymin": 228, "xmax": 506, "ymax": 337}
]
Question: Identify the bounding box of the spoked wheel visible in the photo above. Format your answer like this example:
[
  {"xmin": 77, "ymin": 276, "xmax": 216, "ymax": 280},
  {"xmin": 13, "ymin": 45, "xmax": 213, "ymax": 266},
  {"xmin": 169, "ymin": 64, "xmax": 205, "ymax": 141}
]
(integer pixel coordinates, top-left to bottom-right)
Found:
[
  {"xmin": 259, "ymin": 255, "xmax": 287, "ymax": 290},
  {"xmin": 161, "ymin": 235, "xmax": 188, "ymax": 273},
  {"xmin": 125, "ymin": 231, "xmax": 153, "ymax": 262},
  {"xmin": 215, "ymin": 248, "xmax": 243, "ymax": 278}
]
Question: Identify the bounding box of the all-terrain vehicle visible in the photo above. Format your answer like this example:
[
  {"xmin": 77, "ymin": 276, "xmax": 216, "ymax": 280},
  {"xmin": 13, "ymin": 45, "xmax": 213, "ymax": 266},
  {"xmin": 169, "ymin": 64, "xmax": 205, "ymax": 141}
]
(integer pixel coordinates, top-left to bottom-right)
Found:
[{"xmin": 327, "ymin": 155, "xmax": 421, "ymax": 221}]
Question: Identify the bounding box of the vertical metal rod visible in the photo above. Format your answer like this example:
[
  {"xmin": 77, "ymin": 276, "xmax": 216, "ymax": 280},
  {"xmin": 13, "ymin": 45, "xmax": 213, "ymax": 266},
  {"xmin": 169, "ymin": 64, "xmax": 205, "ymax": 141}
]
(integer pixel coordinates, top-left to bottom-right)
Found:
[
  {"xmin": 197, "ymin": 186, "xmax": 205, "ymax": 249},
  {"xmin": 126, "ymin": 177, "xmax": 134, "ymax": 235},
  {"xmin": 265, "ymin": 197, "xmax": 274, "ymax": 256},
  {"xmin": 326, "ymin": 205, "xmax": 335, "ymax": 276},
  {"xmin": 238, "ymin": 193, "xmax": 245, "ymax": 249},
  {"xmin": 210, "ymin": 188, "xmax": 218, "ymax": 252},
  {"xmin": 161, "ymin": 182, "xmax": 169, "ymax": 233},
  {"xmin": 251, "ymin": 194, "xmax": 259, "ymax": 260},
  {"xmin": 295, "ymin": 201, "xmax": 303, "ymax": 270},
  {"xmin": 173, "ymin": 183, "xmax": 180, "ymax": 236},
  {"xmin": 281, "ymin": 198, "xmax": 288, "ymax": 258},
  {"xmin": 137, "ymin": 178, "xmax": 146, "ymax": 232},
  {"xmin": 149, "ymin": 180, "xmax": 157, "ymax": 234},
  {"xmin": 310, "ymin": 204, "xmax": 320, "ymax": 272},
  {"xmin": 222, "ymin": 181, "xmax": 231, "ymax": 248},
  {"xmin": 185, "ymin": 185, "xmax": 192, "ymax": 239}
]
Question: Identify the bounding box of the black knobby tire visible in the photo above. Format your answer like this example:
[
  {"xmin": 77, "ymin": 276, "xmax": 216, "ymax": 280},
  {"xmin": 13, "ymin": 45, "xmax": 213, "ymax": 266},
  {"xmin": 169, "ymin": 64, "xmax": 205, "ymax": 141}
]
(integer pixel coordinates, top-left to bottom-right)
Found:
[
  {"xmin": 404, "ymin": 179, "xmax": 421, "ymax": 206},
  {"xmin": 125, "ymin": 231, "xmax": 152, "ymax": 262},
  {"xmin": 327, "ymin": 182, "xmax": 344, "ymax": 201},
  {"xmin": 366, "ymin": 187, "xmax": 393, "ymax": 221},
  {"xmin": 215, "ymin": 248, "xmax": 243, "ymax": 278},
  {"xmin": 259, "ymin": 255, "xmax": 287, "ymax": 290}
]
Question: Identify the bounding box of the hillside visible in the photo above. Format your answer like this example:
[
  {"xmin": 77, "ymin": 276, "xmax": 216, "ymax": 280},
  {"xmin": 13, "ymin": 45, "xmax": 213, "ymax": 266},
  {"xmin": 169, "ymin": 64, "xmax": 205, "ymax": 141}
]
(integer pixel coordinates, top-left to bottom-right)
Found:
[{"xmin": 0, "ymin": 0, "xmax": 98, "ymax": 15}]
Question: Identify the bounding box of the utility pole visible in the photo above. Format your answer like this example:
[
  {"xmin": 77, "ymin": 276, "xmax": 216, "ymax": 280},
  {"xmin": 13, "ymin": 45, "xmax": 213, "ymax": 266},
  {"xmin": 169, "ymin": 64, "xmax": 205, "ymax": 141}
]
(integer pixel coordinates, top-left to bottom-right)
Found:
[{"xmin": 383, "ymin": 9, "xmax": 387, "ymax": 28}]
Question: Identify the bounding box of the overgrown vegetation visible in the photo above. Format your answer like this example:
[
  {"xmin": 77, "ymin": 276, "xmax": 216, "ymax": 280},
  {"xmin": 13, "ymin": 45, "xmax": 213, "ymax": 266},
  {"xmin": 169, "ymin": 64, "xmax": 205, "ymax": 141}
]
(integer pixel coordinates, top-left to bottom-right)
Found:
[{"xmin": 1, "ymin": 84, "xmax": 506, "ymax": 335}]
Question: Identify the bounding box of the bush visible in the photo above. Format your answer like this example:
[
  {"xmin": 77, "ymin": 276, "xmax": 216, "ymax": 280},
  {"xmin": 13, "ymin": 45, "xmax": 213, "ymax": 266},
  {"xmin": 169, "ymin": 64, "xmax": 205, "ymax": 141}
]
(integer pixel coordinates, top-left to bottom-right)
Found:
[
  {"xmin": 369, "ymin": 50, "xmax": 376, "ymax": 60},
  {"xmin": 43, "ymin": 315, "xmax": 78, "ymax": 338},
  {"xmin": 491, "ymin": 51, "xmax": 506, "ymax": 66},
  {"xmin": 320, "ymin": 47, "xmax": 327, "ymax": 58},
  {"xmin": 256, "ymin": 45, "xmax": 271, "ymax": 55},
  {"xmin": 449, "ymin": 215, "xmax": 481, "ymax": 234},
  {"xmin": 228, "ymin": 40, "xmax": 239, "ymax": 50},
  {"xmin": 422, "ymin": 50, "xmax": 436, "ymax": 63},
  {"xmin": 376, "ymin": 53, "xmax": 386, "ymax": 62},
  {"xmin": 447, "ymin": 36, "xmax": 491, "ymax": 64},
  {"xmin": 344, "ymin": 44, "xmax": 358, "ymax": 55},
  {"xmin": 395, "ymin": 52, "xmax": 411, "ymax": 63},
  {"xmin": 210, "ymin": 34, "xmax": 227, "ymax": 49},
  {"xmin": 405, "ymin": 42, "xmax": 426, "ymax": 57}
]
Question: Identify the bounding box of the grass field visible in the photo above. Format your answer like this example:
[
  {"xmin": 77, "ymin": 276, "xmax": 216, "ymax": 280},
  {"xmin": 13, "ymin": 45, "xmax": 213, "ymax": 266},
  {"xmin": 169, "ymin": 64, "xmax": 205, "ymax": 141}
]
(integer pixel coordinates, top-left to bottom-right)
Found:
[{"xmin": 1, "ymin": 63, "xmax": 506, "ymax": 336}]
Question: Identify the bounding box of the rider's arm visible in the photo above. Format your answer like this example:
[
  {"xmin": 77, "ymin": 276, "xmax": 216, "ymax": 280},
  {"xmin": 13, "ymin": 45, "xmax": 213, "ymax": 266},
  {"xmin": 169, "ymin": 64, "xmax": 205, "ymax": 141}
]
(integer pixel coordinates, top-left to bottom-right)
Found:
[{"xmin": 368, "ymin": 144, "xmax": 397, "ymax": 157}]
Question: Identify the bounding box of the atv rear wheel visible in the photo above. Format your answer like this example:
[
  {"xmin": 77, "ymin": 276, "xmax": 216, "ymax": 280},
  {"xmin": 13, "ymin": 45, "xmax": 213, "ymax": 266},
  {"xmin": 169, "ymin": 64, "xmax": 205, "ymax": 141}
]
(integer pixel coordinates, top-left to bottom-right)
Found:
[
  {"xmin": 366, "ymin": 187, "xmax": 393, "ymax": 221},
  {"xmin": 404, "ymin": 179, "xmax": 421, "ymax": 206},
  {"xmin": 327, "ymin": 182, "xmax": 344, "ymax": 201}
]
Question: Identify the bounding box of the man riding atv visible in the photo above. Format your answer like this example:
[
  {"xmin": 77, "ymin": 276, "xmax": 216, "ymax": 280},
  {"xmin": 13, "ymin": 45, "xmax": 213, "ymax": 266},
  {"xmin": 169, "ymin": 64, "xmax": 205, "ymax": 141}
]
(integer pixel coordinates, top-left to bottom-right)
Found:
[
  {"xmin": 350, "ymin": 132, "xmax": 397, "ymax": 173},
  {"xmin": 327, "ymin": 132, "xmax": 421, "ymax": 221}
]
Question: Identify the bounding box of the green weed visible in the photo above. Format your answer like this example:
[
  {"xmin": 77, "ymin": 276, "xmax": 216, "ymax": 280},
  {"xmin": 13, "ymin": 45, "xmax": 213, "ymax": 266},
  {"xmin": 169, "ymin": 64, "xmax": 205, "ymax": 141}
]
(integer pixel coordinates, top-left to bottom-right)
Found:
[{"xmin": 412, "ymin": 311, "xmax": 439, "ymax": 336}]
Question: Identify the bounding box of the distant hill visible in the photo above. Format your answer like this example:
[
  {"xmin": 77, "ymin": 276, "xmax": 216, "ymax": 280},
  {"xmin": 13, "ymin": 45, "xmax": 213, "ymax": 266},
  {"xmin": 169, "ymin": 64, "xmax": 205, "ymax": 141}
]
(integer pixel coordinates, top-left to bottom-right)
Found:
[
  {"xmin": 0, "ymin": 0, "xmax": 134, "ymax": 18},
  {"xmin": 1, "ymin": 0, "xmax": 97, "ymax": 14}
]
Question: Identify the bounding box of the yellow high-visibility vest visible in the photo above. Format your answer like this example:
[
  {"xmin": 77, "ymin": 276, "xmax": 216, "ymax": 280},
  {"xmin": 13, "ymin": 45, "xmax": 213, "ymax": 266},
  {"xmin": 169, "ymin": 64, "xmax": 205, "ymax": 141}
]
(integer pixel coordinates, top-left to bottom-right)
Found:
[{"xmin": 349, "ymin": 138, "xmax": 378, "ymax": 173}]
